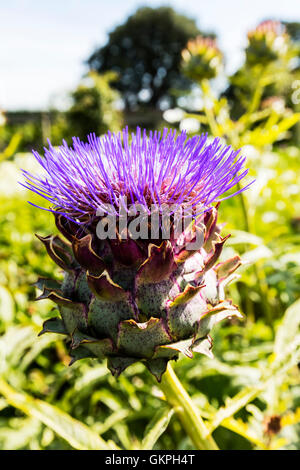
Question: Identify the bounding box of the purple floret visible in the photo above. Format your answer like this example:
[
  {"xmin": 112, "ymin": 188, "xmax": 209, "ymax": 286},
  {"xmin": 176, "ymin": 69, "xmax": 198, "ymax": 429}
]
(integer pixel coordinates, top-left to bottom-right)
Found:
[{"xmin": 21, "ymin": 127, "xmax": 252, "ymax": 224}]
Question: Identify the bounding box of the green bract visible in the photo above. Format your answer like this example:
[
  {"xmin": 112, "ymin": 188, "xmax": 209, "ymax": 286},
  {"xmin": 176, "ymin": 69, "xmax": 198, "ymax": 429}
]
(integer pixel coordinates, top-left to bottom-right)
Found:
[
  {"xmin": 181, "ymin": 36, "xmax": 223, "ymax": 81},
  {"xmin": 37, "ymin": 207, "xmax": 243, "ymax": 381}
]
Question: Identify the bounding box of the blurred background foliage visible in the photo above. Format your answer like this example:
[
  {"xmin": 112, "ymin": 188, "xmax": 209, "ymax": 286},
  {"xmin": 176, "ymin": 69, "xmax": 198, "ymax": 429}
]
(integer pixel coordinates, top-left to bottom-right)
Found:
[{"xmin": 0, "ymin": 6, "xmax": 300, "ymax": 451}]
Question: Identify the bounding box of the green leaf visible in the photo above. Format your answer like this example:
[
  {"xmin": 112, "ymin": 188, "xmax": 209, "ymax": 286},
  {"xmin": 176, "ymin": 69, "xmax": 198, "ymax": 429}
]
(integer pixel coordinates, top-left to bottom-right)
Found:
[
  {"xmin": 274, "ymin": 298, "xmax": 300, "ymax": 363},
  {"xmin": 0, "ymin": 326, "xmax": 38, "ymax": 373},
  {"xmin": 93, "ymin": 409, "xmax": 130, "ymax": 435},
  {"xmin": 208, "ymin": 348, "xmax": 300, "ymax": 434},
  {"xmin": 208, "ymin": 386, "xmax": 262, "ymax": 432},
  {"xmin": 0, "ymin": 378, "xmax": 113, "ymax": 450},
  {"xmin": 220, "ymin": 417, "xmax": 268, "ymax": 450},
  {"xmin": 241, "ymin": 245, "xmax": 273, "ymax": 264},
  {"xmin": 141, "ymin": 405, "xmax": 174, "ymax": 450},
  {"xmin": 0, "ymin": 286, "xmax": 15, "ymax": 325},
  {"xmin": 241, "ymin": 113, "xmax": 300, "ymax": 146},
  {"xmin": 0, "ymin": 417, "xmax": 42, "ymax": 450},
  {"xmin": 228, "ymin": 230, "xmax": 264, "ymax": 246}
]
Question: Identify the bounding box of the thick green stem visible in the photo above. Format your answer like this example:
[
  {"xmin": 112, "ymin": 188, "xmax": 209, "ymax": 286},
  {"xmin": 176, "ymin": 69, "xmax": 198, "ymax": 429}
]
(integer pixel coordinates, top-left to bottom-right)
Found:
[
  {"xmin": 159, "ymin": 363, "xmax": 218, "ymax": 450},
  {"xmin": 200, "ymin": 80, "xmax": 220, "ymax": 137}
]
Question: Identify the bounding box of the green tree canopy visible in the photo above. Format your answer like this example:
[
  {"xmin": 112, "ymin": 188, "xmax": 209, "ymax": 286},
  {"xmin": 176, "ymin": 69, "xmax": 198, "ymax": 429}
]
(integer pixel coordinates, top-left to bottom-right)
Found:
[
  {"xmin": 65, "ymin": 72, "xmax": 122, "ymax": 140},
  {"xmin": 87, "ymin": 6, "xmax": 208, "ymax": 111},
  {"xmin": 51, "ymin": 72, "xmax": 122, "ymax": 143},
  {"xmin": 284, "ymin": 21, "xmax": 300, "ymax": 43}
]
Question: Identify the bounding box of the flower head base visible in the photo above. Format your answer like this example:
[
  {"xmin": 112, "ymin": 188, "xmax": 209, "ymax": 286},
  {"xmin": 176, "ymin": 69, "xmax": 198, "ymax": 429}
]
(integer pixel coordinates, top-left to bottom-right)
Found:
[
  {"xmin": 181, "ymin": 36, "xmax": 223, "ymax": 81},
  {"xmin": 246, "ymin": 20, "xmax": 291, "ymax": 65},
  {"xmin": 25, "ymin": 128, "xmax": 250, "ymax": 380}
]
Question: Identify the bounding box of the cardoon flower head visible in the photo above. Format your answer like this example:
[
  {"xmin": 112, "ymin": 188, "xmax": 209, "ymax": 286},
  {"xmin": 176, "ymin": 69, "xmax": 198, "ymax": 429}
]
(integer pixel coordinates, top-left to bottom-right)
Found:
[
  {"xmin": 246, "ymin": 20, "xmax": 290, "ymax": 65},
  {"xmin": 23, "ymin": 128, "xmax": 248, "ymax": 223},
  {"xmin": 23, "ymin": 128, "xmax": 250, "ymax": 381},
  {"xmin": 181, "ymin": 36, "xmax": 223, "ymax": 81}
]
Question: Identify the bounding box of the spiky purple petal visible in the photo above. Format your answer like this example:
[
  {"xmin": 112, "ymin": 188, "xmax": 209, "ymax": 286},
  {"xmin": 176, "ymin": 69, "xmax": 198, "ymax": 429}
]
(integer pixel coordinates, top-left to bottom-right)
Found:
[{"xmin": 22, "ymin": 127, "xmax": 251, "ymax": 224}]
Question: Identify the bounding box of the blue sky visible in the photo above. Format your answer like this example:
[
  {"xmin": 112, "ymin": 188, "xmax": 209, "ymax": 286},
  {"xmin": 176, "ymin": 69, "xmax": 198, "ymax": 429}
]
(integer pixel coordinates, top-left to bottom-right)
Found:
[{"xmin": 0, "ymin": 0, "xmax": 298, "ymax": 110}]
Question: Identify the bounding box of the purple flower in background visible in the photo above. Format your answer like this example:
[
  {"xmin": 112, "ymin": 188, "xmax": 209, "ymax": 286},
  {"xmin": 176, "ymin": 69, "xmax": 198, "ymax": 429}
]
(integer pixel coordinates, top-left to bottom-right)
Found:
[{"xmin": 22, "ymin": 127, "xmax": 250, "ymax": 225}]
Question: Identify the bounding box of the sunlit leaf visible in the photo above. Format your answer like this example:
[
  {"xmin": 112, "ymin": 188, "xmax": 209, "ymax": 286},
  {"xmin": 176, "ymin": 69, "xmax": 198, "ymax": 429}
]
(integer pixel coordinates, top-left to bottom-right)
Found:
[
  {"xmin": 274, "ymin": 298, "xmax": 300, "ymax": 362},
  {"xmin": 141, "ymin": 406, "xmax": 174, "ymax": 450},
  {"xmin": 220, "ymin": 417, "xmax": 267, "ymax": 449},
  {"xmin": 0, "ymin": 286, "xmax": 15, "ymax": 325},
  {"xmin": 0, "ymin": 378, "xmax": 113, "ymax": 450}
]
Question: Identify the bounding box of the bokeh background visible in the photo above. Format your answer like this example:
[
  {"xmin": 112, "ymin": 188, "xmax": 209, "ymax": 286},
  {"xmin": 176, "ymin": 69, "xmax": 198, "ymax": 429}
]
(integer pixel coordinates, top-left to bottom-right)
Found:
[{"xmin": 0, "ymin": 0, "xmax": 300, "ymax": 450}]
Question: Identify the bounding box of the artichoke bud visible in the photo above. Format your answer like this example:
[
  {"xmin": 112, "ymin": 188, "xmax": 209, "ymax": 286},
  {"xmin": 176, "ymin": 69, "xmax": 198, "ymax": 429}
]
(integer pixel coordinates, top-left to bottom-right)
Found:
[
  {"xmin": 246, "ymin": 20, "xmax": 291, "ymax": 66},
  {"xmin": 181, "ymin": 36, "xmax": 223, "ymax": 82}
]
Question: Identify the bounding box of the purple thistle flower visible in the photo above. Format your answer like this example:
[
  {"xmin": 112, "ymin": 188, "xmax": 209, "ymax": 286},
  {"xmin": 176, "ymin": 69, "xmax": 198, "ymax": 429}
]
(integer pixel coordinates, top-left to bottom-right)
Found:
[
  {"xmin": 22, "ymin": 127, "xmax": 251, "ymax": 225},
  {"xmin": 30, "ymin": 127, "xmax": 251, "ymax": 381}
]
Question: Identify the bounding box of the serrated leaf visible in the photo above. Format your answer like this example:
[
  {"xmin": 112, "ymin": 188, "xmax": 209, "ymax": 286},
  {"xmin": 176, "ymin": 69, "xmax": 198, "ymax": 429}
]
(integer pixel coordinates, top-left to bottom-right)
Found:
[
  {"xmin": 228, "ymin": 230, "xmax": 264, "ymax": 246},
  {"xmin": 0, "ymin": 286, "xmax": 14, "ymax": 324},
  {"xmin": 281, "ymin": 407, "xmax": 300, "ymax": 428},
  {"xmin": 208, "ymin": 351, "xmax": 300, "ymax": 435},
  {"xmin": 209, "ymin": 386, "xmax": 263, "ymax": 432},
  {"xmin": 274, "ymin": 298, "xmax": 300, "ymax": 362},
  {"xmin": 0, "ymin": 326, "xmax": 38, "ymax": 373},
  {"xmin": 94, "ymin": 409, "xmax": 130, "ymax": 435},
  {"xmin": 141, "ymin": 406, "xmax": 174, "ymax": 450},
  {"xmin": 0, "ymin": 378, "xmax": 113, "ymax": 450},
  {"xmin": 241, "ymin": 245, "xmax": 273, "ymax": 264},
  {"xmin": 0, "ymin": 417, "xmax": 41, "ymax": 450},
  {"xmin": 220, "ymin": 416, "xmax": 268, "ymax": 449}
]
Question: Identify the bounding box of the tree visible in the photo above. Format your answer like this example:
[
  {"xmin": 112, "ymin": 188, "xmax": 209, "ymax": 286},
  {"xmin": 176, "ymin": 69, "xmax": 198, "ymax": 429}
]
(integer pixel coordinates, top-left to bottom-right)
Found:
[
  {"xmin": 51, "ymin": 72, "xmax": 123, "ymax": 143},
  {"xmin": 87, "ymin": 7, "xmax": 207, "ymax": 111},
  {"xmin": 284, "ymin": 21, "xmax": 300, "ymax": 43}
]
